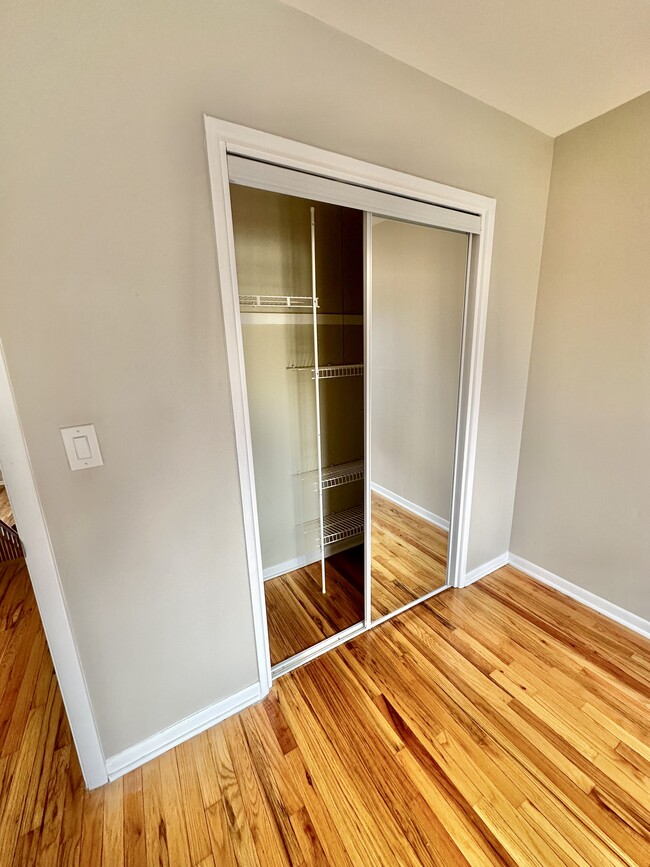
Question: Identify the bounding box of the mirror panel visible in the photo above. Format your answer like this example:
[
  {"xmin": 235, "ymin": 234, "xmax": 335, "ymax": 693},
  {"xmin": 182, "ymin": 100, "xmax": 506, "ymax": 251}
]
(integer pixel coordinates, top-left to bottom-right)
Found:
[
  {"xmin": 230, "ymin": 183, "xmax": 366, "ymax": 667},
  {"xmin": 370, "ymin": 216, "xmax": 468, "ymax": 621}
]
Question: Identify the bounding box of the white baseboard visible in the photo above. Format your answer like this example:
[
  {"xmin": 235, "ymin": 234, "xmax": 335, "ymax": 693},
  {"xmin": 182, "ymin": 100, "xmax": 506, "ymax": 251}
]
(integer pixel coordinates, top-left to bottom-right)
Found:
[
  {"xmin": 105, "ymin": 682, "xmax": 262, "ymax": 781},
  {"xmin": 263, "ymin": 538, "xmax": 361, "ymax": 581},
  {"xmin": 508, "ymin": 554, "xmax": 650, "ymax": 640},
  {"xmin": 463, "ymin": 552, "xmax": 509, "ymax": 587},
  {"xmin": 371, "ymin": 483, "xmax": 449, "ymax": 532},
  {"xmin": 264, "ymin": 554, "xmax": 318, "ymax": 581}
]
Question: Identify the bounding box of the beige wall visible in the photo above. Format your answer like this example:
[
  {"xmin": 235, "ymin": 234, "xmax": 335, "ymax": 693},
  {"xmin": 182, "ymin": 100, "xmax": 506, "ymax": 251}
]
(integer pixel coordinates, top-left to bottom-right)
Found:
[
  {"xmin": 0, "ymin": 0, "xmax": 552, "ymax": 757},
  {"xmin": 371, "ymin": 220, "xmax": 467, "ymax": 522},
  {"xmin": 511, "ymin": 93, "xmax": 650, "ymax": 620}
]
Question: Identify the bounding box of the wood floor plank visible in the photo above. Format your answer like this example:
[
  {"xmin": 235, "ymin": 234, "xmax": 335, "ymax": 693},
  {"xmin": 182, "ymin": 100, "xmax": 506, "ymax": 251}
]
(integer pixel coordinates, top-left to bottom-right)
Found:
[
  {"xmin": 223, "ymin": 713, "xmax": 297, "ymax": 866},
  {"xmin": 78, "ymin": 785, "xmax": 104, "ymax": 866},
  {"xmin": 266, "ymin": 493, "xmax": 449, "ymax": 667},
  {"xmin": 175, "ymin": 739, "xmax": 212, "ymax": 865},
  {"xmin": 156, "ymin": 750, "xmax": 192, "ymax": 867},
  {"xmin": 1, "ymin": 551, "xmax": 650, "ymax": 865},
  {"xmin": 371, "ymin": 493, "xmax": 448, "ymax": 620},
  {"xmin": 101, "ymin": 777, "xmax": 124, "ymax": 867},
  {"xmin": 123, "ymin": 767, "xmax": 146, "ymax": 867},
  {"xmin": 207, "ymin": 723, "xmax": 263, "ymax": 867},
  {"xmin": 37, "ymin": 745, "xmax": 71, "ymax": 867},
  {"xmin": 204, "ymin": 799, "xmax": 239, "ymax": 867},
  {"xmin": 265, "ymin": 547, "xmax": 364, "ymax": 666},
  {"xmin": 57, "ymin": 751, "xmax": 85, "ymax": 867}
]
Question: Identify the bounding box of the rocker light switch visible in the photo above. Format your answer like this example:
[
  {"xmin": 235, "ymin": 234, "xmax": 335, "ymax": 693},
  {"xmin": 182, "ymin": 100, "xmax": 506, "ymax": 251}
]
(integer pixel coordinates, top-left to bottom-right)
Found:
[
  {"xmin": 73, "ymin": 435, "xmax": 92, "ymax": 460},
  {"xmin": 60, "ymin": 424, "xmax": 103, "ymax": 471}
]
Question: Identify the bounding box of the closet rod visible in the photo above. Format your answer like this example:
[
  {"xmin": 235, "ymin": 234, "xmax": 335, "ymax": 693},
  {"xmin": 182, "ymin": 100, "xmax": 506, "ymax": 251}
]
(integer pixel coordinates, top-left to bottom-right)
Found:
[{"xmin": 310, "ymin": 208, "xmax": 327, "ymax": 594}]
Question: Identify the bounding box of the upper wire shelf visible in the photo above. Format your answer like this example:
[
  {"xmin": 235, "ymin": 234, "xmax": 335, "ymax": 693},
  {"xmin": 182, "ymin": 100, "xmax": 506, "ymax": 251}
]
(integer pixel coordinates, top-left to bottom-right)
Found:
[
  {"xmin": 298, "ymin": 460, "xmax": 364, "ymax": 491},
  {"xmin": 239, "ymin": 294, "xmax": 317, "ymax": 309},
  {"xmin": 287, "ymin": 363, "xmax": 364, "ymax": 380}
]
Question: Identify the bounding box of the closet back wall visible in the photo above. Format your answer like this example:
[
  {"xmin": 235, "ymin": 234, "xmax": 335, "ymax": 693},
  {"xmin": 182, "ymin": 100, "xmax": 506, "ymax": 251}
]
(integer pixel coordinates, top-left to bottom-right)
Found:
[
  {"xmin": 232, "ymin": 186, "xmax": 363, "ymax": 574},
  {"xmin": 0, "ymin": 0, "xmax": 552, "ymax": 759}
]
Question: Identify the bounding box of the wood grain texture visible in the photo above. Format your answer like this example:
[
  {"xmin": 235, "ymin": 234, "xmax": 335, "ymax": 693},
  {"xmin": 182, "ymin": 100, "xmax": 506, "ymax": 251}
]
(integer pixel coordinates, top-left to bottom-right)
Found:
[
  {"xmin": 1, "ymin": 557, "xmax": 649, "ymax": 864},
  {"xmin": 371, "ymin": 492, "xmax": 448, "ymax": 620},
  {"xmin": 265, "ymin": 547, "xmax": 364, "ymax": 666},
  {"xmin": 266, "ymin": 494, "xmax": 449, "ymax": 666}
]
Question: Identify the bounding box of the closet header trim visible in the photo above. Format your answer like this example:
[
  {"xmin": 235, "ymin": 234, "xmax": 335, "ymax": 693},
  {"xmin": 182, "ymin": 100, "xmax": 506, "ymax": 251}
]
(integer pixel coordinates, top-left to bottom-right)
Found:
[{"xmin": 227, "ymin": 155, "xmax": 481, "ymax": 235}]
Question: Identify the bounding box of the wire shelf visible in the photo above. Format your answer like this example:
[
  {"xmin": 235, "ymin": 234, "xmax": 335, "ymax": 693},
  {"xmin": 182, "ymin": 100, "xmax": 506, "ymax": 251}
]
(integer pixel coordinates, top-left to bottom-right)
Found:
[
  {"xmin": 305, "ymin": 504, "xmax": 364, "ymax": 546},
  {"xmin": 298, "ymin": 460, "xmax": 364, "ymax": 491},
  {"xmin": 287, "ymin": 363, "xmax": 364, "ymax": 379},
  {"xmin": 318, "ymin": 364, "xmax": 364, "ymax": 380},
  {"xmin": 239, "ymin": 294, "xmax": 317, "ymax": 309}
]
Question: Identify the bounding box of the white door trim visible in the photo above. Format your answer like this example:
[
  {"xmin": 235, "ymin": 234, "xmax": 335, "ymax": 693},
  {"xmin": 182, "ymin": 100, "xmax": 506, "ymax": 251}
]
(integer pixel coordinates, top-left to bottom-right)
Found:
[
  {"xmin": 204, "ymin": 126, "xmax": 273, "ymax": 694},
  {"xmin": 0, "ymin": 340, "xmax": 107, "ymax": 788},
  {"xmin": 204, "ymin": 116, "xmax": 496, "ymax": 678},
  {"xmin": 448, "ymin": 223, "xmax": 496, "ymax": 588}
]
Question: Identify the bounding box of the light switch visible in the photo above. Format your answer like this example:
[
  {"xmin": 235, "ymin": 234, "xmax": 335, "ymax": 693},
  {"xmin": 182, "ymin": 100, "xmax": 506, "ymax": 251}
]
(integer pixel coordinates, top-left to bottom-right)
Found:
[
  {"xmin": 73, "ymin": 436, "xmax": 92, "ymax": 461},
  {"xmin": 60, "ymin": 424, "xmax": 103, "ymax": 471}
]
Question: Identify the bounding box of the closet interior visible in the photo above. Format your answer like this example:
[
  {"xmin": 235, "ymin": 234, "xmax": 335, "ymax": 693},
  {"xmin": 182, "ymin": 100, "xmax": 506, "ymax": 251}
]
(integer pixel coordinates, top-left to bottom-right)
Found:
[
  {"xmin": 224, "ymin": 155, "xmax": 473, "ymax": 675},
  {"xmin": 230, "ymin": 185, "xmax": 365, "ymax": 667}
]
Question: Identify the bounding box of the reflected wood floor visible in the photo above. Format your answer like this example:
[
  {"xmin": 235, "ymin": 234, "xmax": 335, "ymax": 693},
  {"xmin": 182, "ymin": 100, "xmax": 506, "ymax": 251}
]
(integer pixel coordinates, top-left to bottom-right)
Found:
[
  {"xmin": 265, "ymin": 548, "xmax": 364, "ymax": 666},
  {"xmin": 266, "ymin": 494, "xmax": 450, "ymax": 665},
  {"xmin": 371, "ymin": 492, "xmax": 448, "ymax": 620},
  {"xmin": 2, "ymin": 557, "xmax": 650, "ymax": 864}
]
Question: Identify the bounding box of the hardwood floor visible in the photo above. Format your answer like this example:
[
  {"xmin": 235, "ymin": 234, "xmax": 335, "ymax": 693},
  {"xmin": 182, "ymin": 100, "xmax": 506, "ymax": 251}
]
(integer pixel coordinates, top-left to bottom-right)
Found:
[
  {"xmin": 0, "ymin": 487, "xmax": 14, "ymax": 526},
  {"xmin": 2, "ymin": 556, "xmax": 650, "ymax": 864},
  {"xmin": 266, "ymin": 495, "xmax": 449, "ymax": 665},
  {"xmin": 265, "ymin": 547, "xmax": 364, "ymax": 666},
  {"xmin": 371, "ymin": 492, "xmax": 448, "ymax": 620}
]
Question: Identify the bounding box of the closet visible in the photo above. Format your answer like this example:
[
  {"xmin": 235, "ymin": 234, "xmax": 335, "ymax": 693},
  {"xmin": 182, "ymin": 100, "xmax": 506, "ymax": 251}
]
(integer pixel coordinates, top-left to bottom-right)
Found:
[
  {"xmin": 230, "ymin": 185, "xmax": 366, "ymax": 666},
  {"xmin": 206, "ymin": 121, "xmax": 491, "ymax": 683}
]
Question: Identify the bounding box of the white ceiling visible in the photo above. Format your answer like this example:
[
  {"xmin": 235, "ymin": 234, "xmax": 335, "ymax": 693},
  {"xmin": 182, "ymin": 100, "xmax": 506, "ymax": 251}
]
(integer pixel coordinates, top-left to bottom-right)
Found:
[{"xmin": 279, "ymin": 0, "xmax": 650, "ymax": 136}]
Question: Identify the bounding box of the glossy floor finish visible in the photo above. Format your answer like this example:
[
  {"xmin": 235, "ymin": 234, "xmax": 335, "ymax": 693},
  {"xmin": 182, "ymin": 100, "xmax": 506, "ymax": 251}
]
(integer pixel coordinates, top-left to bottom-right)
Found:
[
  {"xmin": 2, "ymin": 559, "xmax": 650, "ymax": 865},
  {"xmin": 371, "ymin": 492, "xmax": 448, "ymax": 620},
  {"xmin": 265, "ymin": 547, "xmax": 364, "ymax": 666},
  {"xmin": 266, "ymin": 495, "xmax": 450, "ymax": 667}
]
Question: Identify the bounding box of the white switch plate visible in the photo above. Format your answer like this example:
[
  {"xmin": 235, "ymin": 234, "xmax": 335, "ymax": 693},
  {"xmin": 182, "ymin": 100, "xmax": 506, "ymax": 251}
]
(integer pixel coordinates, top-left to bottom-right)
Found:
[{"xmin": 60, "ymin": 424, "xmax": 103, "ymax": 471}]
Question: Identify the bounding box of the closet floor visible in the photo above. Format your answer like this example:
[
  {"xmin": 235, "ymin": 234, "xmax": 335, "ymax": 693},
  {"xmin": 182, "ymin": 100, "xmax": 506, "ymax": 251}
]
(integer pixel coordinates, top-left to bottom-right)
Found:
[
  {"xmin": 265, "ymin": 547, "xmax": 364, "ymax": 666},
  {"xmin": 371, "ymin": 492, "xmax": 448, "ymax": 621}
]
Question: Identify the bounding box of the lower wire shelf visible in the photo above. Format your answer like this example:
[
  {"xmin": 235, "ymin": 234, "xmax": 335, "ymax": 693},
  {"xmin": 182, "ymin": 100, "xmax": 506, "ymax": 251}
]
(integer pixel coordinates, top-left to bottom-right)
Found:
[{"xmin": 304, "ymin": 504, "xmax": 364, "ymax": 546}]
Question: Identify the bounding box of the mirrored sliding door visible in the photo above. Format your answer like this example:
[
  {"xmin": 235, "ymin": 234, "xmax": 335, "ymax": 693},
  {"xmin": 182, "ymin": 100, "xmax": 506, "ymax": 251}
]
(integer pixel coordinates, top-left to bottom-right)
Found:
[
  {"xmin": 369, "ymin": 216, "xmax": 468, "ymax": 621},
  {"xmin": 230, "ymin": 184, "xmax": 366, "ymax": 668}
]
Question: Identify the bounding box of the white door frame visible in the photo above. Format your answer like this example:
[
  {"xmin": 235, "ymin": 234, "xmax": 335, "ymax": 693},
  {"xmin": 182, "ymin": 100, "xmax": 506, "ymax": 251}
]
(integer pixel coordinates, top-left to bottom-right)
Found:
[
  {"xmin": 204, "ymin": 116, "xmax": 496, "ymax": 690},
  {"xmin": 0, "ymin": 340, "xmax": 107, "ymax": 788}
]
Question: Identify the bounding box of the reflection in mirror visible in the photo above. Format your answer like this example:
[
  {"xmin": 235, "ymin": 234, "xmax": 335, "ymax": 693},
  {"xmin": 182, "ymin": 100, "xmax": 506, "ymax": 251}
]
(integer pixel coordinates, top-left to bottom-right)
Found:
[
  {"xmin": 230, "ymin": 183, "xmax": 365, "ymax": 666},
  {"xmin": 370, "ymin": 216, "xmax": 468, "ymax": 621}
]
